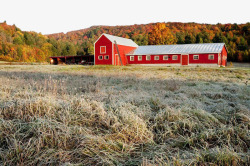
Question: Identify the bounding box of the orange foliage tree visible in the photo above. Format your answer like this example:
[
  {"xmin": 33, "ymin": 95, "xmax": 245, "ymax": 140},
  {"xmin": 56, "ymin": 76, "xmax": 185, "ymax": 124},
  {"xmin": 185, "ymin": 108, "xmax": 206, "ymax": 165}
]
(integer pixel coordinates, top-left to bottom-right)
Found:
[{"xmin": 148, "ymin": 23, "xmax": 177, "ymax": 45}]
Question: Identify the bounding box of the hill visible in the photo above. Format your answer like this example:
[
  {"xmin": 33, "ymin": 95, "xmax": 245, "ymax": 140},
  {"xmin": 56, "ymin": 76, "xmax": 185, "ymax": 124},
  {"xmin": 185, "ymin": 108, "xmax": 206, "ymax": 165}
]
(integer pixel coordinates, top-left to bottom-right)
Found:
[
  {"xmin": 0, "ymin": 21, "xmax": 250, "ymax": 62},
  {"xmin": 47, "ymin": 22, "xmax": 250, "ymax": 62},
  {"xmin": 0, "ymin": 21, "xmax": 77, "ymax": 62}
]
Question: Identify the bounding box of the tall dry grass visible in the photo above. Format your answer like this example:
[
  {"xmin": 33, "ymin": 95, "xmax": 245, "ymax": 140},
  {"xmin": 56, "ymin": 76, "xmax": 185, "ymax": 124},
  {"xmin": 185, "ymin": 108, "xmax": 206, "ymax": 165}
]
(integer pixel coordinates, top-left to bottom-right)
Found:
[{"xmin": 0, "ymin": 65, "xmax": 249, "ymax": 165}]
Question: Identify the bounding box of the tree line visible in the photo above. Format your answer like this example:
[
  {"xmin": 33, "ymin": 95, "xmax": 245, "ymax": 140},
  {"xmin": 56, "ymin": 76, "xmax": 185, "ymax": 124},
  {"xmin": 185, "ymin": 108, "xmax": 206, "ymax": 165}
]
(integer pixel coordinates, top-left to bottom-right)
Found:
[
  {"xmin": 0, "ymin": 21, "xmax": 77, "ymax": 62},
  {"xmin": 0, "ymin": 21, "xmax": 249, "ymax": 62}
]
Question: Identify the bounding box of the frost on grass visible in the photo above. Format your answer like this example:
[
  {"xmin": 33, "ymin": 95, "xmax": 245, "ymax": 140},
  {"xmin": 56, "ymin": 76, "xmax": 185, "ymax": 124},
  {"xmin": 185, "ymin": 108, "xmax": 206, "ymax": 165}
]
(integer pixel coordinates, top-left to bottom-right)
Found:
[{"xmin": 0, "ymin": 65, "xmax": 249, "ymax": 165}]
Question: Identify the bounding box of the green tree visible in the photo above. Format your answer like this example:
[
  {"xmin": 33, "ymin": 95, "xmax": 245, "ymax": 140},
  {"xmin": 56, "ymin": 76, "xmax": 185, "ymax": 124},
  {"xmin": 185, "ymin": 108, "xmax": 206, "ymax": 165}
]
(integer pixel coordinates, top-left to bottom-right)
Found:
[
  {"xmin": 213, "ymin": 33, "xmax": 223, "ymax": 43},
  {"xmin": 24, "ymin": 32, "xmax": 35, "ymax": 45},
  {"xmin": 13, "ymin": 36, "xmax": 24, "ymax": 45},
  {"xmin": 195, "ymin": 33, "xmax": 203, "ymax": 43},
  {"xmin": 176, "ymin": 32, "xmax": 185, "ymax": 44},
  {"xmin": 185, "ymin": 34, "xmax": 192, "ymax": 44}
]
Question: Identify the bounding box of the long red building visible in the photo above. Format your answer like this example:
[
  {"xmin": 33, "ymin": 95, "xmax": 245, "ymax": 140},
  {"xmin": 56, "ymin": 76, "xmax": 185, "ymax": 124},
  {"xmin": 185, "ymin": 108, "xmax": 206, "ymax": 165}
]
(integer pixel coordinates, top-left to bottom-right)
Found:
[{"xmin": 94, "ymin": 34, "xmax": 228, "ymax": 67}]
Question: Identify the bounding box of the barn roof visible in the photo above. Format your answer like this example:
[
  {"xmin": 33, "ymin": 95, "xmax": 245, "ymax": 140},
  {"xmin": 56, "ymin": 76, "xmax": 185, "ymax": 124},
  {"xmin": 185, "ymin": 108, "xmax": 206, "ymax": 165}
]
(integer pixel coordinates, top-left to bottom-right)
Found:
[
  {"xmin": 126, "ymin": 43, "xmax": 226, "ymax": 55},
  {"xmin": 102, "ymin": 33, "xmax": 138, "ymax": 47}
]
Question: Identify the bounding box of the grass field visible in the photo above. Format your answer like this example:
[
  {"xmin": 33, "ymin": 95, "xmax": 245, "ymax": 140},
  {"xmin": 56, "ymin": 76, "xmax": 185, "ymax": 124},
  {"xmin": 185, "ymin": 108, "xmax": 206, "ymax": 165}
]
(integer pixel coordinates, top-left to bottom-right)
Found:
[{"xmin": 0, "ymin": 65, "xmax": 249, "ymax": 165}]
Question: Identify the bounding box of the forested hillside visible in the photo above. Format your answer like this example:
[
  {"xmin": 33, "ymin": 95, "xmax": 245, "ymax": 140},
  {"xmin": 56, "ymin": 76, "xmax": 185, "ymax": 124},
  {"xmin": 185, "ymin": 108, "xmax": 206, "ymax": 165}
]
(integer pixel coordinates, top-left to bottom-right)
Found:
[
  {"xmin": 0, "ymin": 21, "xmax": 249, "ymax": 62},
  {"xmin": 0, "ymin": 21, "xmax": 77, "ymax": 62},
  {"xmin": 48, "ymin": 22, "xmax": 250, "ymax": 62}
]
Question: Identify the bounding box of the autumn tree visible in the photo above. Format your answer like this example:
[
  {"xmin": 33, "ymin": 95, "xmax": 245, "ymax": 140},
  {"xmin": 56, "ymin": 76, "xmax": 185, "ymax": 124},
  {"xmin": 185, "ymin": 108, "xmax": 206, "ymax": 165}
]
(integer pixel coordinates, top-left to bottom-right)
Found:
[{"xmin": 148, "ymin": 23, "xmax": 176, "ymax": 45}]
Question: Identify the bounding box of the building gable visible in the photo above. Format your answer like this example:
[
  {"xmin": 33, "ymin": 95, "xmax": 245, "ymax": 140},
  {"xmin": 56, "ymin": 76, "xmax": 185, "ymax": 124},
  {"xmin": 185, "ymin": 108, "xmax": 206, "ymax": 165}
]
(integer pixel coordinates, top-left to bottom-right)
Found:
[{"xmin": 96, "ymin": 33, "xmax": 138, "ymax": 47}]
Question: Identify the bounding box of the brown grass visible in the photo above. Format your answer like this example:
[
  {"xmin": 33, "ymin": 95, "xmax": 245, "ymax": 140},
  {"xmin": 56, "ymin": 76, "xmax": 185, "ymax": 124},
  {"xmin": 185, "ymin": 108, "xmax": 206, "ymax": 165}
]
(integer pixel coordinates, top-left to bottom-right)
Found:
[{"xmin": 0, "ymin": 65, "xmax": 249, "ymax": 165}]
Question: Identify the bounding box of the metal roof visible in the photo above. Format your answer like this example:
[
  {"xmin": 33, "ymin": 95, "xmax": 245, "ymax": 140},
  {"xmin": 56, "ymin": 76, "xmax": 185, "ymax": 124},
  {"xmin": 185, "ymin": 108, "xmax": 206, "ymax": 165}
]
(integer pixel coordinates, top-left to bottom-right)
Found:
[
  {"xmin": 126, "ymin": 43, "xmax": 225, "ymax": 55},
  {"xmin": 103, "ymin": 33, "xmax": 138, "ymax": 47}
]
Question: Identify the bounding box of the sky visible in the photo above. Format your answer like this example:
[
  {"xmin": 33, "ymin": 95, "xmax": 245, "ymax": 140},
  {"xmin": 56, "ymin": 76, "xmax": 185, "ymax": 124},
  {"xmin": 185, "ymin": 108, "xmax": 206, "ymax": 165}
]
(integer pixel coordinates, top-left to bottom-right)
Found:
[{"xmin": 0, "ymin": 0, "xmax": 249, "ymax": 35}]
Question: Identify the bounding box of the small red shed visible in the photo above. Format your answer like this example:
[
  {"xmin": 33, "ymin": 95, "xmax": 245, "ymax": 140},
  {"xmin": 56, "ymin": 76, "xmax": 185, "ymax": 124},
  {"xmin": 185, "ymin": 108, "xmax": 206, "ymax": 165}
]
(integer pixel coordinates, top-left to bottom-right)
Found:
[{"xmin": 94, "ymin": 33, "xmax": 138, "ymax": 65}]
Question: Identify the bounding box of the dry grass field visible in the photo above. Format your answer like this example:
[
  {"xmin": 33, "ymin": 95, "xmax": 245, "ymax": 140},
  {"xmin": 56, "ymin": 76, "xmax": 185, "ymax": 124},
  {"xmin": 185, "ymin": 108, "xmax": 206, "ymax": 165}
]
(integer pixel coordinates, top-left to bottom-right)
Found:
[{"xmin": 0, "ymin": 65, "xmax": 249, "ymax": 165}]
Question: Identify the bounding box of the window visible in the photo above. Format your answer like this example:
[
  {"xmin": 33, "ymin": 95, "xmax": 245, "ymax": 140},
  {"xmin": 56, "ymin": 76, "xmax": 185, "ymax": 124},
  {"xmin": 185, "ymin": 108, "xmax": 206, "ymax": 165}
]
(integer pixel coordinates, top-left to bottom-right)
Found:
[
  {"xmin": 104, "ymin": 55, "xmax": 109, "ymax": 60},
  {"xmin": 209, "ymin": 54, "xmax": 214, "ymax": 60},
  {"xmin": 154, "ymin": 56, "xmax": 159, "ymax": 60},
  {"xmin": 138, "ymin": 56, "xmax": 142, "ymax": 61},
  {"xmin": 172, "ymin": 55, "xmax": 178, "ymax": 60},
  {"xmin": 130, "ymin": 56, "xmax": 134, "ymax": 61},
  {"xmin": 193, "ymin": 55, "xmax": 199, "ymax": 60},
  {"xmin": 100, "ymin": 46, "xmax": 106, "ymax": 54},
  {"xmin": 146, "ymin": 55, "xmax": 151, "ymax": 61},
  {"xmin": 163, "ymin": 55, "xmax": 168, "ymax": 60},
  {"xmin": 98, "ymin": 55, "xmax": 103, "ymax": 60}
]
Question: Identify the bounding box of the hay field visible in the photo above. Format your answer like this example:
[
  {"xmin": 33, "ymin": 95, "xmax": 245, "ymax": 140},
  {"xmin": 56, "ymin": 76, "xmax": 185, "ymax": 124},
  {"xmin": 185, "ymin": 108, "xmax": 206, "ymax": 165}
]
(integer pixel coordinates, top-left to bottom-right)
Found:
[{"xmin": 0, "ymin": 65, "xmax": 249, "ymax": 165}]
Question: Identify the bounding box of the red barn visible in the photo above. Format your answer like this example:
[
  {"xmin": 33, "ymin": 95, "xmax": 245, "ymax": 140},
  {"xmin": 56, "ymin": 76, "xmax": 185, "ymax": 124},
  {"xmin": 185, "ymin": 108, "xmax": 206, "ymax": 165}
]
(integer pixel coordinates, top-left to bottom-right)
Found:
[
  {"xmin": 94, "ymin": 33, "xmax": 138, "ymax": 65},
  {"xmin": 94, "ymin": 34, "xmax": 228, "ymax": 67}
]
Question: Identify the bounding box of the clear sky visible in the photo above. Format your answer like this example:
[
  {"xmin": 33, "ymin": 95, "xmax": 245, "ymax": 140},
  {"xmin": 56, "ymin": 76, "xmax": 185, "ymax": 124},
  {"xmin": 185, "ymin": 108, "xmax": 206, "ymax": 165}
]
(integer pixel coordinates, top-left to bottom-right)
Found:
[{"xmin": 0, "ymin": 0, "xmax": 249, "ymax": 35}]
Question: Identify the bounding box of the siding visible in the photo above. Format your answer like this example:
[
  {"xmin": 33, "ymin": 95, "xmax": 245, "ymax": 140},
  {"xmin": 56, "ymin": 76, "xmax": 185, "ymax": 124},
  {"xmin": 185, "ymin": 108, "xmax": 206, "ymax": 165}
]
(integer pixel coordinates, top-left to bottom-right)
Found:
[
  {"xmin": 221, "ymin": 46, "xmax": 227, "ymax": 66},
  {"xmin": 189, "ymin": 53, "xmax": 218, "ymax": 64},
  {"xmin": 95, "ymin": 35, "xmax": 113, "ymax": 65},
  {"xmin": 127, "ymin": 54, "xmax": 181, "ymax": 64},
  {"xmin": 114, "ymin": 44, "xmax": 137, "ymax": 65}
]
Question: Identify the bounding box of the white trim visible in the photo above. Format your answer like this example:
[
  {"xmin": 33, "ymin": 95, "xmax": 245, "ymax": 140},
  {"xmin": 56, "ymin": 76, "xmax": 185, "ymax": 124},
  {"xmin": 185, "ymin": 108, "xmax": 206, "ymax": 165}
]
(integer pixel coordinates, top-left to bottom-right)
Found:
[
  {"xmin": 181, "ymin": 54, "xmax": 189, "ymax": 66},
  {"xmin": 126, "ymin": 51, "xmax": 223, "ymax": 56},
  {"xmin": 129, "ymin": 63, "xmax": 219, "ymax": 67},
  {"xmin": 130, "ymin": 56, "xmax": 134, "ymax": 61},
  {"xmin": 208, "ymin": 54, "xmax": 214, "ymax": 60},
  {"xmin": 94, "ymin": 44, "xmax": 95, "ymax": 65},
  {"xmin": 94, "ymin": 34, "xmax": 104, "ymax": 45},
  {"xmin": 112, "ymin": 43, "xmax": 114, "ymax": 65},
  {"xmin": 163, "ymin": 55, "xmax": 168, "ymax": 60},
  {"xmin": 218, "ymin": 53, "xmax": 220, "ymax": 65},
  {"xmin": 172, "ymin": 55, "xmax": 178, "ymax": 60},
  {"xmin": 130, "ymin": 64, "xmax": 182, "ymax": 66},
  {"xmin": 138, "ymin": 55, "xmax": 142, "ymax": 61},
  {"xmin": 98, "ymin": 55, "xmax": 103, "ymax": 60},
  {"xmin": 146, "ymin": 55, "xmax": 151, "ymax": 61},
  {"xmin": 100, "ymin": 46, "xmax": 106, "ymax": 54},
  {"xmin": 104, "ymin": 55, "xmax": 109, "ymax": 60},
  {"xmin": 154, "ymin": 56, "xmax": 159, "ymax": 60},
  {"xmin": 193, "ymin": 55, "xmax": 199, "ymax": 60}
]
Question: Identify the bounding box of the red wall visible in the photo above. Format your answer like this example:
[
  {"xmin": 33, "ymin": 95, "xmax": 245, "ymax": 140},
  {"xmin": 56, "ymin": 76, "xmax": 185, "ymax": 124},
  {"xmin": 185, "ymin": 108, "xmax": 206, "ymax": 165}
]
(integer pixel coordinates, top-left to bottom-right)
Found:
[
  {"xmin": 127, "ymin": 53, "xmax": 222, "ymax": 65},
  {"xmin": 94, "ymin": 35, "xmax": 113, "ymax": 65},
  {"xmin": 114, "ymin": 44, "xmax": 137, "ymax": 65},
  {"xmin": 189, "ymin": 53, "xmax": 218, "ymax": 64},
  {"xmin": 95, "ymin": 35, "xmax": 228, "ymax": 67},
  {"xmin": 221, "ymin": 46, "xmax": 227, "ymax": 66},
  {"xmin": 127, "ymin": 54, "xmax": 181, "ymax": 64},
  {"xmin": 95, "ymin": 35, "xmax": 137, "ymax": 65}
]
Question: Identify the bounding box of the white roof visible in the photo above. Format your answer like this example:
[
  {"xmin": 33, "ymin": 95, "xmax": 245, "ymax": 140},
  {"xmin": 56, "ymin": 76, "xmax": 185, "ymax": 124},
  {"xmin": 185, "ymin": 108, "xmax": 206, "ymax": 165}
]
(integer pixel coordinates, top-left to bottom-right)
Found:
[
  {"xmin": 127, "ymin": 43, "xmax": 226, "ymax": 55},
  {"xmin": 103, "ymin": 33, "xmax": 138, "ymax": 47}
]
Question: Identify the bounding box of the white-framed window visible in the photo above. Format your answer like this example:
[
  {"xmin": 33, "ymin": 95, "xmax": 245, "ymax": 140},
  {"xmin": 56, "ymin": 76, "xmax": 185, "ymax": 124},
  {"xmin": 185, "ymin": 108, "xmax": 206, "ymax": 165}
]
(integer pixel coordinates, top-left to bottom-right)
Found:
[
  {"xmin": 98, "ymin": 55, "xmax": 103, "ymax": 60},
  {"xmin": 163, "ymin": 55, "xmax": 168, "ymax": 60},
  {"xmin": 208, "ymin": 54, "xmax": 214, "ymax": 60},
  {"xmin": 146, "ymin": 55, "xmax": 151, "ymax": 61},
  {"xmin": 100, "ymin": 46, "xmax": 106, "ymax": 54},
  {"xmin": 104, "ymin": 55, "xmax": 109, "ymax": 60},
  {"xmin": 138, "ymin": 56, "xmax": 142, "ymax": 61},
  {"xmin": 172, "ymin": 55, "xmax": 178, "ymax": 60},
  {"xmin": 130, "ymin": 56, "xmax": 134, "ymax": 61},
  {"xmin": 193, "ymin": 55, "xmax": 199, "ymax": 60},
  {"xmin": 154, "ymin": 56, "xmax": 159, "ymax": 60}
]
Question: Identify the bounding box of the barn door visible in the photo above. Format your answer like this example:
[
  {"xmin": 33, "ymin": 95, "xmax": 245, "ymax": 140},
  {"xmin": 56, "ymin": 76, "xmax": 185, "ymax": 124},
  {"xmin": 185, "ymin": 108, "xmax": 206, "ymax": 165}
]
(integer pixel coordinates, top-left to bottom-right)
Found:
[
  {"xmin": 181, "ymin": 54, "xmax": 189, "ymax": 65},
  {"xmin": 115, "ymin": 54, "xmax": 121, "ymax": 66}
]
